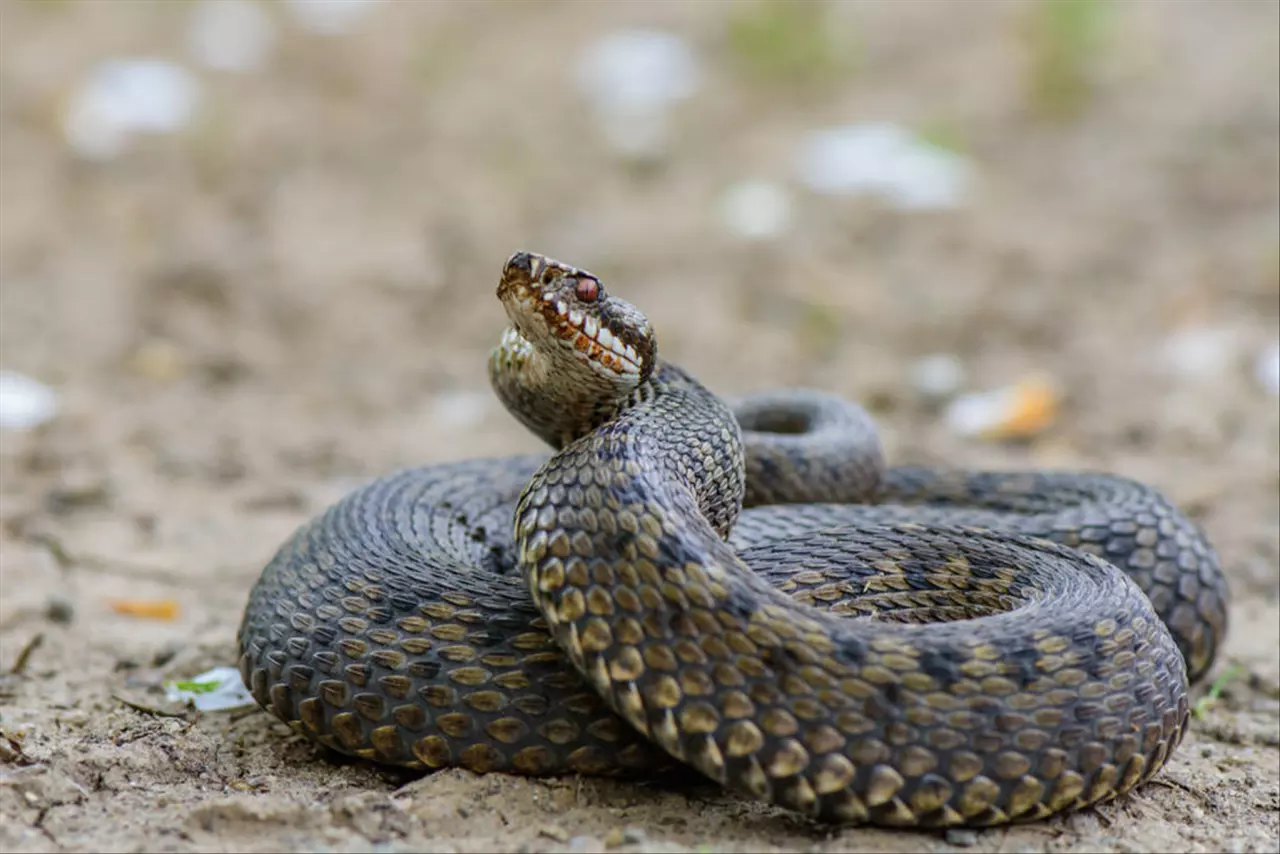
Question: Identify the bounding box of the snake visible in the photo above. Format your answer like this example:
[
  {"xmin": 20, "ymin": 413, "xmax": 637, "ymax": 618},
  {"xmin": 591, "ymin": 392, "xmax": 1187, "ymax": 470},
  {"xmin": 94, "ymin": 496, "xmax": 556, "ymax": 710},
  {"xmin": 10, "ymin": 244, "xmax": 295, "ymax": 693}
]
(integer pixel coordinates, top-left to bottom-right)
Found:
[{"xmin": 237, "ymin": 252, "xmax": 1229, "ymax": 828}]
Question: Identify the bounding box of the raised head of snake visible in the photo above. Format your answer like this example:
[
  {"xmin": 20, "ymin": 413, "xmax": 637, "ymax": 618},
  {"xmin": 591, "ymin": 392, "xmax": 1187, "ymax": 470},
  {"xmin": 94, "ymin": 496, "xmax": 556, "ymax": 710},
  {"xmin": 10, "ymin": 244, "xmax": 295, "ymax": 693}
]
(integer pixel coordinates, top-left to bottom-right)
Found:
[
  {"xmin": 492, "ymin": 250, "xmax": 747, "ymax": 537},
  {"xmin": 490, "ymin": 251, "xmax": 659, "ymax": 450}
]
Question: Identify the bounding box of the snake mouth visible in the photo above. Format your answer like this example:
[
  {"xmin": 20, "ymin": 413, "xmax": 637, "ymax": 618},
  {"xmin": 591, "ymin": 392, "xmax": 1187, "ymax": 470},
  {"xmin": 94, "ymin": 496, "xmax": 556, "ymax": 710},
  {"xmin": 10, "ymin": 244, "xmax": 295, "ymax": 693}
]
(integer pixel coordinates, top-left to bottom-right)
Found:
[
  {"xmin": 543, "ymin": 296, "xmax": 644, "ymax": 376},
  {"xmin": 497, "ymin": 251, "xmax": 653, "ymax": 381}
]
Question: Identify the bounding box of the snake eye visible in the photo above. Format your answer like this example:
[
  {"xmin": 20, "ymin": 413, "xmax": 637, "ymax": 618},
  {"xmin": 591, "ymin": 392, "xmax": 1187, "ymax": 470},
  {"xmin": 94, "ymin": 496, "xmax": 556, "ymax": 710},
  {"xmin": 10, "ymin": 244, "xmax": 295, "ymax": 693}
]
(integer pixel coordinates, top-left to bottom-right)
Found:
[{"xmin": 574, "ymin": 278, "xmax": 600, "ymax": 303}]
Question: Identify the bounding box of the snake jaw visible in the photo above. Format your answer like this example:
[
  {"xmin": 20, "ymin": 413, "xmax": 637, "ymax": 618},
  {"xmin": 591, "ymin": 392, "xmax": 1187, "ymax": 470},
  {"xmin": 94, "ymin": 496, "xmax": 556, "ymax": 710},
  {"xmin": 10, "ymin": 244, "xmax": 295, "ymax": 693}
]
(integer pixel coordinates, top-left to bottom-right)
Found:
[
  {"xmin": 549, "ymin": 297, "xmax": 645, "ymax": 376},
  {"xmin": 497, "ymin": 251, "xmax": 655, "ymax": 383}
]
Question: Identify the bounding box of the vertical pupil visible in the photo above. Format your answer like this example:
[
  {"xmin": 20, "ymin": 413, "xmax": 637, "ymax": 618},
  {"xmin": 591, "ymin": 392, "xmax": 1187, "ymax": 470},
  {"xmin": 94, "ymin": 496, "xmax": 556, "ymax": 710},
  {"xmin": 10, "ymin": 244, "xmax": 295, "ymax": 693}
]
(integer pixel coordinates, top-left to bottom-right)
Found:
[{"xmin": 575, "ymin": 279, "xmax": 599, "ymax": 302}]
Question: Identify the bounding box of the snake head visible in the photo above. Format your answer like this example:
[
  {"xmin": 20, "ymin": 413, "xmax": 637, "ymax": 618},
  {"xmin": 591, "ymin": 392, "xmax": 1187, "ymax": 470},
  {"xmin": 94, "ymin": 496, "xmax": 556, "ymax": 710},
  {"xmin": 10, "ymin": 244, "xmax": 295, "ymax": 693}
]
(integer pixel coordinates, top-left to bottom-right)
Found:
[{"xmin": 496, "ymin": 251, "xmax": 656, "ymax": 385}]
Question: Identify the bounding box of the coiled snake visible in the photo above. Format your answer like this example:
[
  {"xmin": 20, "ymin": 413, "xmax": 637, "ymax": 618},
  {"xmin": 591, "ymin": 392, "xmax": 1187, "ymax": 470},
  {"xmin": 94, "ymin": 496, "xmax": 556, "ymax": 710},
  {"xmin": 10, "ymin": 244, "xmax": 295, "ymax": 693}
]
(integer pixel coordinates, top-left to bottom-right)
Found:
[{"xmin": 238, "ymin": 252, "xmax": 1229, "ymax": 827}]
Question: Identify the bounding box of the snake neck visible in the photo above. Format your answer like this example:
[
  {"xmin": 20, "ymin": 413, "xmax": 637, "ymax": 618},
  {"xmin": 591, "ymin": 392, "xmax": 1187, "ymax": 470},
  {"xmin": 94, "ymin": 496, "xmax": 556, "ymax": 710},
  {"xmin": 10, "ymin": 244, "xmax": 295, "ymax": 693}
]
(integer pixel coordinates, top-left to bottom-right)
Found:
[
  {"xmin": 488, "ymin": 325, "xmax": 676, "ymax": 450},
  {"xmin": 489, "ymin": 324, "xmax": 631, "ymax": 450},
  {"xmin": 523, "ymin": 359, "xmax": 748, "ymax": 542}
]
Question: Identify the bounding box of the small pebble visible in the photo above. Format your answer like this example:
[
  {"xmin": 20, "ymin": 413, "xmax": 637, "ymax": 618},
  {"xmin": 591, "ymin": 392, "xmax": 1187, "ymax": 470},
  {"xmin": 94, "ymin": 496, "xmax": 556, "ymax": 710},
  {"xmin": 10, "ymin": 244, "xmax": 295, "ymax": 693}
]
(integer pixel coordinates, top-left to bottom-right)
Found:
[
  {"xmin": 63, "ymin": 58, "xmax": 200, "ymax": 160},
  {"xmin": 603, "ymin": 826, "xmax": 648, "ymax": 848},
  {"xmin": 44, "ymin": 596, "xmax": 75, "ymax": 625},
  {"xmin": 575, "ymin": 30, "xmax": 699, "ymax": 114},
  {"xmin": 574, "ymin": 29, "xmax": 699, "ymax": 161},
  {"xmin": 945, "ymin": 828, "xmax": 978, "ymax": 846},
  {"xmin": 568, "ymin": 835, "xmax": 603, "ymax": 853},
  {"xmin": 0, "ymin": 371, "xmax": 58, "ymax": 431},
  {"xmin": 718, "ymin": 179, "xmax": 793, "ymax": 241},
  {"xmin": 910, "ymin": 352, "xmax": 967, "ymax": 399},
  {"xmin": 1161, "ymin": 325, "xmax": 1237, "ymax": 380},
  {"xmin": 795, "ymin": 122, "xmax": 973, "ymax": 209},
  {"xmin": 186, "ymin": 0, "xmax": 276, "ymax": 73},
  {"xmin": 284, "ymin": 0, "xmax": 382, "ymax": 35}
]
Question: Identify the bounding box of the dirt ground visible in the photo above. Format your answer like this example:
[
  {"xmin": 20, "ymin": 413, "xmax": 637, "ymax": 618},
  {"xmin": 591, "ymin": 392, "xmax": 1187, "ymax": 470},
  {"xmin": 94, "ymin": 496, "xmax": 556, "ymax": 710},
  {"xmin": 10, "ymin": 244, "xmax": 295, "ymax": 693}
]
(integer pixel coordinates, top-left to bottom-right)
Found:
[{"xmin": 1, "ymin": 2, "xmax": 1277, "ymax": 852}]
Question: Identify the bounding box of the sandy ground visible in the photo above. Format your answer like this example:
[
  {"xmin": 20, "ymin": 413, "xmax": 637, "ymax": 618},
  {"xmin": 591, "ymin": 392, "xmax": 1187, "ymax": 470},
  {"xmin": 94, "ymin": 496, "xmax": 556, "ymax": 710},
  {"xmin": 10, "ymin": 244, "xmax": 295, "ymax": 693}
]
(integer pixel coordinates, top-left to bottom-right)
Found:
[{"xmin": 1, "ymin": 2, "xmax": 1278, "ymax": 852}]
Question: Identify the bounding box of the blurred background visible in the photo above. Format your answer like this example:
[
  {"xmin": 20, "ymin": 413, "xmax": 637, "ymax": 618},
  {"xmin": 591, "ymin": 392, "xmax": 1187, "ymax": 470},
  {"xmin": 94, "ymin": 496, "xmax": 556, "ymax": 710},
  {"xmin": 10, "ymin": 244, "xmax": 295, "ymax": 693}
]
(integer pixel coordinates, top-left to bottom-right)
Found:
[
  {"xmin": 2, "ymin": 0, "xmax": 1277, "ymax": 554},
  {"xmin": 0, "ymin": 2, "xmax": 1277, "ymax": 851}
]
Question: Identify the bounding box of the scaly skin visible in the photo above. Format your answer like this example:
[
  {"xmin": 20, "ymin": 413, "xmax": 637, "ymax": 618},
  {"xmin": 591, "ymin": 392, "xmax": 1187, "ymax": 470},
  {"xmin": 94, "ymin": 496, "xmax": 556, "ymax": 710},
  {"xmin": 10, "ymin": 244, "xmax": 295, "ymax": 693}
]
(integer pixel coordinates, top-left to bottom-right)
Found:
[{"xmin": 237, "ymin": 252, "xmax": 1228, "ymax": 827}]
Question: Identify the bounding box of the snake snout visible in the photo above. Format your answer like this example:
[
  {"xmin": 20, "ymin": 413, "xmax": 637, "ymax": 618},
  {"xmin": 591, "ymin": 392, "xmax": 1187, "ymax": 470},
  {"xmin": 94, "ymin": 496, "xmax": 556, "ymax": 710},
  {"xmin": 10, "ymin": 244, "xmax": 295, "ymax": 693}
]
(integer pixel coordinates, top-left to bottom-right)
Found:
[{"xmin": 500, "ymin": 250, "xmax": 543, "ymax": 287}]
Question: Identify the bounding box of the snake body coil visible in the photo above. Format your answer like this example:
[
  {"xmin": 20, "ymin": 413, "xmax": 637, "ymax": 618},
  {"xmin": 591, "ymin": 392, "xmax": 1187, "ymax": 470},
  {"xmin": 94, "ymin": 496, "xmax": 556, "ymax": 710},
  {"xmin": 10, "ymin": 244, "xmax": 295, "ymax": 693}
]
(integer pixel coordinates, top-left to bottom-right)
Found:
[{"xmin": 238, "ymin": 253, "xmax": 1229, "ymax": 827}]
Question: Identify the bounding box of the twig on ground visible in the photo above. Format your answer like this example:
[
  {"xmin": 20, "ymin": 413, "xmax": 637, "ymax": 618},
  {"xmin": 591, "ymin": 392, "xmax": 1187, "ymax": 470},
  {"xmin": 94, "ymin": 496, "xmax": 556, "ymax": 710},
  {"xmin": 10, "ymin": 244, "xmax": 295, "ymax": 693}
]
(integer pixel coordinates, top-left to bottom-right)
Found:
[
  {"xmin": 112, "ymin": 694, "xmax": 191, "ymax": 719},
  {"xmin": 8, "ymin": 632, "xmax": 44, "ymax": 675}
]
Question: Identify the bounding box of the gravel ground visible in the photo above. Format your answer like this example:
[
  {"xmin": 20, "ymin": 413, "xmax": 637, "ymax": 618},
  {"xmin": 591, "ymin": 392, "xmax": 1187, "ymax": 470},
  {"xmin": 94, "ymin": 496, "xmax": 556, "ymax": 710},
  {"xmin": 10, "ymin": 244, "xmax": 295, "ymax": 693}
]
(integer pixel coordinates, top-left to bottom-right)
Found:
[{"xmin": 1, "ymin": 2, "xmax": 1277, "ymax": 853}]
